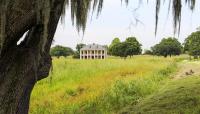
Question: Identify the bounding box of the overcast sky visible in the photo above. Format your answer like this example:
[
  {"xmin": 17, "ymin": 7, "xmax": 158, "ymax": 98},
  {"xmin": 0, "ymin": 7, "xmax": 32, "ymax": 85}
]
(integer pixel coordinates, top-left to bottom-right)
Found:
[{"xmin": 53, "ymin": 0, "xmax": 200, "ymax": 50}]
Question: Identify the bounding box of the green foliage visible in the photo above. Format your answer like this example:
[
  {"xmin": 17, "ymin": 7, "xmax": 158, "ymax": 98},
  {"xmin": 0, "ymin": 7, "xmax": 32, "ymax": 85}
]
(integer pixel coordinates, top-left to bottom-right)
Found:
[
  {"xmin": 125, "ymin": 37, "xmax": 142, "ymax": 57},
  {"xmin": 50, "ymin": 45, "xmax": 74, "ymax": 58},
  {"xmin": 144, "ymin": 50, "xmax": 153, "ymax": 55},
  {"xmin": 111, "ymin": 42, "xmax": 129, "ymax": 58},
  {"xmin": 110, "ymin": 38, "xmax": 120, "ymax": 47},
  {"xmin": 108, "ymin": 38, "xmax": 121, "ymax": 54},
  {"xmin": 109, "ymin": 37, "xmax": 142, "ymax": 58},
  {"xmin": 76, "ymin": 43, "xmax": 86, "ymax": 53},
  {"xmin": 73, "ymin": 43, "xmax": 86, "ymax": 59},
  {"xmin": 151, "ymin": 37, "xmax": 183, "ymax": 57},
  {"xmin": 184, "ymin": 30, "xmax": 200, "ymax": 59},
  {"xmin": 72, "ymin": 51, "xmax": 80, "ymax": 59}
]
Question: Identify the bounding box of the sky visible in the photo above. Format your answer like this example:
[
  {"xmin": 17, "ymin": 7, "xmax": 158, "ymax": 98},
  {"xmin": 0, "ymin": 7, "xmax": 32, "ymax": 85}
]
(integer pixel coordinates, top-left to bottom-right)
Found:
[{"xmin": 53, "ymin": 0, "xmax": 200, "ymax": 50}]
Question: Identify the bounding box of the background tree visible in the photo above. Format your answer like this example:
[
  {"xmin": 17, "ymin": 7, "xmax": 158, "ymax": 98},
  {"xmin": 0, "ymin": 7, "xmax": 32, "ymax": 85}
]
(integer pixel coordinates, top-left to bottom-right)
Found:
[
  {"xmin": 184, "ymin": 30, "xmax": 200, "ymax": 59},
  {"xmin": 109, "ymin": 37, "xmax": 142, "ymax": 58},
  {"xmin": 125, "ymin": 37, "xmax": 142, "ymax": 57},
  {"xmin": 111, "ymin": 42, "xmax": 129, "ymax": 59},
  {"xmin": 73, "ymin": 43, "xmax": 86, "ymax": 59},
  {"xmin": 50, "ymin": 45, "xmax": 74, "ymax": 58},
  {"xmin": 152, "ymin": 37, "xmax": 183, "ymax": 57},
  {"xmin": 108, "ymin": 38, "xmax": 121, "ymax": 54},
  {"xmin": 76, "ymin": 43, "xmax": 86, "ymax": 53},
  {"xmin": 0, "ymin": 0, "xmax": 197, "ymax": 113},
  {"xmin": 144, "ymin": 50, "xmax": 153, "ymax": 55}
]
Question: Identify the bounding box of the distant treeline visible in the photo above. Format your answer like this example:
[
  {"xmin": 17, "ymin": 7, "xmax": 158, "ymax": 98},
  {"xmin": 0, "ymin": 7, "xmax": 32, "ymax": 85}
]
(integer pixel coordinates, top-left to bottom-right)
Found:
[{"xmin": 50, "ymin": 29, "xmax": 200, "ymax": 59}]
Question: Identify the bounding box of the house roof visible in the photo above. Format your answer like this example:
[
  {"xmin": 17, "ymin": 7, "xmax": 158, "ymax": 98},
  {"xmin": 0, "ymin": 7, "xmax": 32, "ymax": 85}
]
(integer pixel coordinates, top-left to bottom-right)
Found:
[{"xmin": 80, "ymin": 43, "xmax": 106, "ymax": 50}]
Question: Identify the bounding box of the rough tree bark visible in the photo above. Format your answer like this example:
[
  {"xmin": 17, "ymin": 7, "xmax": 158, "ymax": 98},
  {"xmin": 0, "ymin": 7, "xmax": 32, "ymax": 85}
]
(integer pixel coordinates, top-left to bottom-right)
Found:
[{"xmin": 0, "ymin": 0, "xmax": 65, "ymax": 113}]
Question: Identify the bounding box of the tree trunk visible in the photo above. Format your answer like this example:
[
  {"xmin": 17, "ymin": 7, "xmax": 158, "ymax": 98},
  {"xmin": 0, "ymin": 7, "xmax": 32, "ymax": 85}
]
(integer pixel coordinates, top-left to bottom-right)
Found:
[
  {"xmin": 0, "ymin": 47, "xmax": 51, "ymax": 114},
  {"xmin": 0, "ymin": 0, "xmax": 65, "ymax": 113}
]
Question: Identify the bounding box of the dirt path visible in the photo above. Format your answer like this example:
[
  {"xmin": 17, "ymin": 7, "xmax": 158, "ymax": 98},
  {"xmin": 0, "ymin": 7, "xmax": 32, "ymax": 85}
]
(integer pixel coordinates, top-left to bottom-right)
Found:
[{"xmin": 173, "ymin": 60, "xmax": 200, "ymax": 79}]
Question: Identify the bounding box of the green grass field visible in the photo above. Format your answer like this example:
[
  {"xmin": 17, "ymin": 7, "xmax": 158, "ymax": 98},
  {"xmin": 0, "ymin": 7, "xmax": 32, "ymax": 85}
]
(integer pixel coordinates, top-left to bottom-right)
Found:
[{"xmin": 30, "ymin": 55, "xmax": 199, "ymax": 114}]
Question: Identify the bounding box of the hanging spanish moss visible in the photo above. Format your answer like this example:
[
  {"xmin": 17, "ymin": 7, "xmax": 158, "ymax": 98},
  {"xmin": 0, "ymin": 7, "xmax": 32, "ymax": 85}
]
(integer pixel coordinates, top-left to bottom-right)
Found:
[
  {"xmin": 34, "ymin": 0, "xmax": 104, "ymax": 51},
  {"xmin": 62, "ymin": 0, "xmax": 104, "ymax": 32},
  {"xmin": 43, "ymin": 0, "xmax": 196, "ymax": 35},
  {"xmin": 155, "ymin": 0, "xmax": 161, "ymax": 35},
  {"xmin": 155, "ymin": 0, "xmax": 195, "ymax": 34},
  {"xmin": 172, "ymin": 0, "xmax": 182, "ymax": 34},
  {"xmin": 0, "ymin": 0, "xmax": 197, "ymax": 52}
]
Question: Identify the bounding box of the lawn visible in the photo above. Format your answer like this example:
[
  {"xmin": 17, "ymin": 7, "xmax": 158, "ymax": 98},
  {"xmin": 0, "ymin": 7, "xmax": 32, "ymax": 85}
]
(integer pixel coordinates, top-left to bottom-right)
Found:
[{"xmin": 30, "ymin": 55, "xmax": 180, "ymax": 114}]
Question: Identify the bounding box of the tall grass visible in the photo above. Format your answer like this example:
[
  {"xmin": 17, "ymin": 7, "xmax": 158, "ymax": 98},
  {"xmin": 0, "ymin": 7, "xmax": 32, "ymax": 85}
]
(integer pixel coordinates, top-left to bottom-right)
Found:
[
  {"xmin": 30, "ymin": 55, "xmax": 177, "ymax": 114},
  {"xmin": 69, "ymin": 62, "xmax": 177, "ymax": 114}
]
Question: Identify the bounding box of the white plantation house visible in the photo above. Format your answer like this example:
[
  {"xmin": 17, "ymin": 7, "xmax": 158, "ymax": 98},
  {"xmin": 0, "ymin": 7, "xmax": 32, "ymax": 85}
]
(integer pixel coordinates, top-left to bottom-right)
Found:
[{"xmin": 80, "ymin": 43, "xmax": 107, "ymax": 59}]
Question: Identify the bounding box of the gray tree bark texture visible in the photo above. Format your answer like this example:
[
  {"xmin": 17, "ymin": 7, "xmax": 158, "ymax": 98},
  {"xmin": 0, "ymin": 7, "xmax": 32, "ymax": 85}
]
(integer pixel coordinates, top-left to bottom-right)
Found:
[{"xmin": 0, "ymin": 0, "xmax": 65, "ymax": 113}]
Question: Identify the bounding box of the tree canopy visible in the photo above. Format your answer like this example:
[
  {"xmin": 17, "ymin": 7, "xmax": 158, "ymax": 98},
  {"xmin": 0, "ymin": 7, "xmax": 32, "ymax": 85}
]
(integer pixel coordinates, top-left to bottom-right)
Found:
[
  {"xmin": 109, "ymin": 38, "xmax": 121, "ymax": 54},
  {"xmin": 73, "ymin": 43, "xmax": 86, "ymax": 59},
  {"xmin": 184, "ymin": 30, "xmax": 200, "ymax": 58},
  {"xmin": 109, "ymin": 37, "xmax": 142, "ymax": 58},
  {"xmin": 125, "ymin": 37, "xmax": 142, "ymax": 57},
  {"xmin": 151, "ymin": 37, "xmax": 183, "ymax": 57},
  {"xmin": 76, "ymin": 43, "xmax": 86, "ymax": 53},
  {"xmin": 50, "ymin": 45, "xmax": 74, "ymax": 58},
  {"xmin": 144, "ymin": 50, "xmax": 153, "ymax": 55}
]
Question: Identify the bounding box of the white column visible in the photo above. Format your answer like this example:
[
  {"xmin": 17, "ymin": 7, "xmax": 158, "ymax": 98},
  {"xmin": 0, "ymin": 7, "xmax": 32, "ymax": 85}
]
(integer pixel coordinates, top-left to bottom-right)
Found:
[
  {"xmin": 101, "ymin": 50, "xmax": 102, "ymax": 59},
  {"xmin": 104, "ymin": 50, "xmax": 106, "ymax": 59},
  {"xmin": 87, "ymin": 50, "xmax": 89, "ymax": 59},
  {"xmin": 80, "ymin": 50, "xmax": 82, "ymax": 59},
  {"xmin": 94, "ymin": 50, "xmax": 96, "ymax": 59},
  {"xmin": 89, "ymin": 50, "xmax": 91, "ymax": 59}
]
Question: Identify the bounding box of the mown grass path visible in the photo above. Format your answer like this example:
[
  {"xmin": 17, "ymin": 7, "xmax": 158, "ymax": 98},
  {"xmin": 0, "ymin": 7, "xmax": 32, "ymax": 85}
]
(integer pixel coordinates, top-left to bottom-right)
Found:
[{"xmin": 174, "ymin": 61, "xmax": 200, "ymax": 79}]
